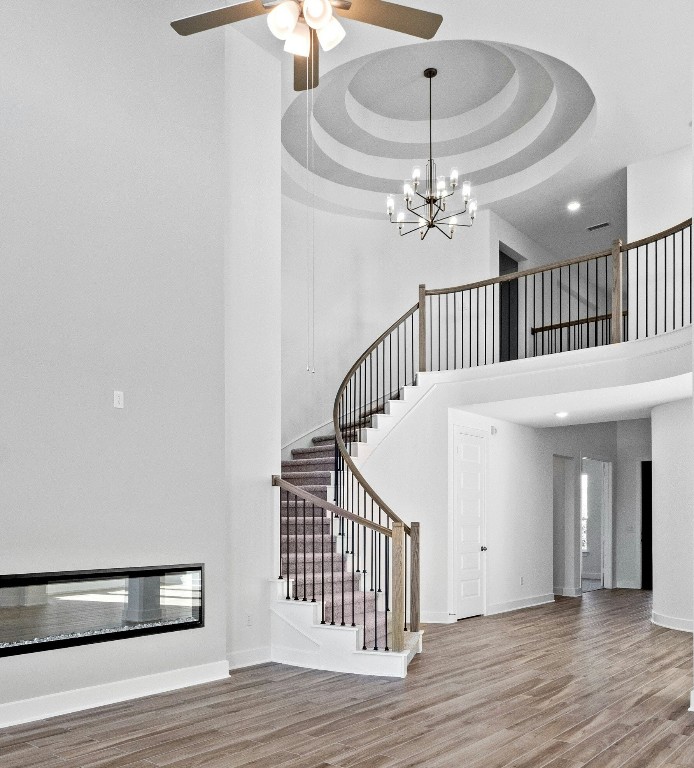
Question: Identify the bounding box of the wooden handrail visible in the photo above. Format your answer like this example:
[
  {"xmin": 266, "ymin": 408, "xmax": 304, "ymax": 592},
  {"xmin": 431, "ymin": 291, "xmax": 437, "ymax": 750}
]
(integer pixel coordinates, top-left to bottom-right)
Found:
[
  {"xmin": 620, "ymin": 218, "xmax": 692, "ymax": 252},
  {"xmin": 272, "ymin": 476, "xmax": 392, "ymax": 537},
  {"xmin": 424, "ymin": 218, "xmax": 692, "ymax": 297},
  {"xmin": 531, "ymin": 310, "xmax": 627, "ymax": 335},
  {"xmin": 332, "ymin": 304, "xmax": 418, "ymax": 535}
]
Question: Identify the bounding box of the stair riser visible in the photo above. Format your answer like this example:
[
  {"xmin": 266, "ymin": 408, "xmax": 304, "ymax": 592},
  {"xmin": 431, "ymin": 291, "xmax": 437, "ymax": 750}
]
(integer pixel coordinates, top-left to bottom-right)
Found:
[
  {"xmin": 291, "ymin": 447, "xmax": 335, "ymax": 460},
  {"xmin": 280, "ymin": 474, "xmax": 332, "ymax": 488},
  {"xmin": 280, "ymin": 508, "xmax": 331, "ymax": 519},
  {"xmin": 281, "ymin": 536, "xmax": 335, "ymax": 554},
  {"xmin": 282, "ymin": 560, "xmax": 347, "ymax": 575},
  {"xmin": 280, "ymin": 486, "xmax": 329, "ymax": 500},
  {"xmin": 282, "ymin": 460, "xmax": 334, "ymax": 473}
]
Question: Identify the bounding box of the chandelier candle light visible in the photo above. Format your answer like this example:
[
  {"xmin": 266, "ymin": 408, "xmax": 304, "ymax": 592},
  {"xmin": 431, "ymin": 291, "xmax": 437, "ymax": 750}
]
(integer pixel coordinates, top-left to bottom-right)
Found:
[
  {"xmin": 267, "ymin": 0, "xmax": 346, "ymax": 56},
  {"xmin": 388, "ymin": 69, "xmax": 477, "ymax": 239}
]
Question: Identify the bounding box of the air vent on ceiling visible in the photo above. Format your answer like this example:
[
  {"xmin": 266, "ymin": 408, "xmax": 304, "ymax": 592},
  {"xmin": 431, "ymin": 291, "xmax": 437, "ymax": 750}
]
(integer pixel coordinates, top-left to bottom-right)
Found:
[{"xmin": 587, "ymin": 221, "xmax": 610, "ymax": 232}]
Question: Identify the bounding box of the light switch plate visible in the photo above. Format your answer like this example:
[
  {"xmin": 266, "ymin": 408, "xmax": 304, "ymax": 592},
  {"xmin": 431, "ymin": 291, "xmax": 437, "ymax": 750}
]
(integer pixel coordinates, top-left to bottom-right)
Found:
[{"xmin": 113, "ymin": 390, "xmax": 124, "ymax": 409}]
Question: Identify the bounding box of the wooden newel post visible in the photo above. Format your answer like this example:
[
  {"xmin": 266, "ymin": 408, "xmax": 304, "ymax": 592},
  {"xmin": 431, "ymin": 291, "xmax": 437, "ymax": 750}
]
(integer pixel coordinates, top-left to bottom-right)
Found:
[
  {"xmin": 392, "ymin": 522, "xmax": 406, "ymax": 653},
  {"xmin": 409, "ymin": 522, "xmax": 420, "ymax": 634},
  {"xmin": 418, "ymin": 284, "xmax": 427, "ymax": 373},
  {"xmin": 611, "ymin": 239, "xmax": 623, "ymax": 344}
]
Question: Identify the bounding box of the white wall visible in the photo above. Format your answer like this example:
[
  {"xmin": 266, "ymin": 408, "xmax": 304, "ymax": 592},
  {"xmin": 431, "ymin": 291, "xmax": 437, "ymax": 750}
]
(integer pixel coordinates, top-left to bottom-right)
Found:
[
  {"xmin": 1, "ymin": 2, "xmax": 228, "ymax": 716},
  {"xmin": 225, "ymin": 32, "xmax": 282, "ymax": 669},
  {"xmin": 281, "ymin": 201, "xmax": 562, "ymax": 445},
  {"xmin": 360, "ymin": 348, "xmax": 659, "ymax": 622},
  {"xmin": 281, "ymin": 203, "xmax": 495, "ymax": 445},
  {"xmin": 627, "ymin": 146, "xmax": 693, "ymax": 242},
  {"xmin": 489, "ymin": 210, "xmax": 559, "ymax": 272},
  {"xmin": 651, "ymin": 398, "xmax": 693, "ymax": 631}
]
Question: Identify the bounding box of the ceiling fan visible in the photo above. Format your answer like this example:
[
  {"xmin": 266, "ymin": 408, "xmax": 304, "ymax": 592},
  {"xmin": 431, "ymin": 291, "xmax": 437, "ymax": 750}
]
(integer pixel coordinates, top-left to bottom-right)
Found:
[{"xmin": 171, "ymin": 0, "xmax": 443, "ymax": 92}]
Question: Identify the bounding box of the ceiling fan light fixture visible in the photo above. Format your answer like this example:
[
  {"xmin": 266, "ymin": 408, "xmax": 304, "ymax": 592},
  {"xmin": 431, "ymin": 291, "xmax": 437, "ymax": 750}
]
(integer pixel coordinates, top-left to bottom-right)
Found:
[
  {"xmin": 267, "ymin": 0, "xmax": 300, "ymax": 40},
  {"xmin": 284, "ymin": 20, "xmax": 312, "ymax": 57},
  {"xmin": 316, "ymin": 16, "xmax": 346, "ymax": 51},
  {"xmin": 303, "ymin": 0, "xmax": 333, "ymax": 30}
]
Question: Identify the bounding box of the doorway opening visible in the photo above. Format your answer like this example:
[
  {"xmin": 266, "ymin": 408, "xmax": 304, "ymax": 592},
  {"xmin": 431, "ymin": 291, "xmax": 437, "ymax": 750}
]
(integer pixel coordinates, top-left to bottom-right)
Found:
[
  {"xmin": 499, "ymin": 248, "xmax": 519, "ymax": 362},
  {"xmin": 641, "ymin": 461, "xmax": 653, "ymax": 590},
  {"xmin": 580, "ymin": 458, "xmax": 613, "ymax": 593}
]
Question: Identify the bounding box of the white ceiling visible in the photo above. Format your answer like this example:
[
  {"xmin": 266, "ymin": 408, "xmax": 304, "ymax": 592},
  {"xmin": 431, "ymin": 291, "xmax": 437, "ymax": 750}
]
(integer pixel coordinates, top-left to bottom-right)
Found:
[
  {"xmin": 462, "ymin": 374, "xmax": 692, "ymax": 428},
  {"xmin": 171, "ymin": 0, "xmax": 692, "ymax": 258}
]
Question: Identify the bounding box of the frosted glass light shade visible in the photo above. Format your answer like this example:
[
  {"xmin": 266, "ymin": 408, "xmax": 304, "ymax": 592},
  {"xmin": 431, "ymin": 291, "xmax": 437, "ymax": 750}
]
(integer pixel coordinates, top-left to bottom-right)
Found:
[
  {"xmin": 303, "ymin": 0, "xmax": 333, "ymax": 30},
  {"xmin": 267, "ymin": 1, "xmax": 300, "ymax": 40},
  {"xmin": 316, "ymin": 16, "xmax": 345, "ymax": 51},
  {"xmin": 284, "ymin": 21, "xmax": 311, "ymax": 57}
]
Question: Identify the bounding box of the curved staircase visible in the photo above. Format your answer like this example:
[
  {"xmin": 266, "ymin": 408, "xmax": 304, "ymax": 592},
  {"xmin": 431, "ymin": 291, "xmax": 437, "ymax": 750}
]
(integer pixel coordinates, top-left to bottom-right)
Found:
[
  {"xmin": 271, "ymin": 218, "xmax": 692, "ymax": 678},
  {"xmin": 271, "ymin": 429, "xmax": 422, "ymax": 677}
]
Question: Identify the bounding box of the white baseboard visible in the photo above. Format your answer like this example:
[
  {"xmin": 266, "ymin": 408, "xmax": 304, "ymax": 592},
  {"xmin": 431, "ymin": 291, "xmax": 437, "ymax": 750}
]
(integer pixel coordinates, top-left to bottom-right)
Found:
[
  {"xmin": 227, "ymin": 645, "xmax": 272, "ymax": 670},
  {"xmin": 690, "ymin": 690, "xmax": 694, "ymax": 712},
  {"xmin": 486, "ymin": 594, "xmax": 555, "ymax": 616},
  {"xmin": 651, "ymin": 611, "xmax": 694, "ymax": 633},
  {"xmin": 554, "ymin": 586, "xmax": 582, "ymax": 598},
  {"xmin": 0, "ymin": 660, "xmax": 230, "ymax": 729},
  {"xmin": 421, "ymin": 611, "xmax": 457, "ymax": 624},
  {"xmin": 582, "ymin": 571, "xmax": 602, "ymax": 581},
  {"xmin": 615, "ymin": 580, "xmax": 641, "ymax": 589}
]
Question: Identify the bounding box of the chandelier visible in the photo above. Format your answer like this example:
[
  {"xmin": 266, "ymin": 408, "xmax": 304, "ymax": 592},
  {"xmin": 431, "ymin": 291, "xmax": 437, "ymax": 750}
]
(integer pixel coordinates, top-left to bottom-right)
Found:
[
  {"xmin": 387, "ymin": 68, "xmax": 477, "ymax": 240},
  {"xmin": 266, "ymin": 0, "xmax": 346, "ymax": 56}
]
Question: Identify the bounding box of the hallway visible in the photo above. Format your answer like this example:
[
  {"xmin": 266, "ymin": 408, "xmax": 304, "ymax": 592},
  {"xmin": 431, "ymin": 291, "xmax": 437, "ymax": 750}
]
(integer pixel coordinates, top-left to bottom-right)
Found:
[{"xmin": 1, "ymin": 590, "xmax": 692, "ymax": 767}]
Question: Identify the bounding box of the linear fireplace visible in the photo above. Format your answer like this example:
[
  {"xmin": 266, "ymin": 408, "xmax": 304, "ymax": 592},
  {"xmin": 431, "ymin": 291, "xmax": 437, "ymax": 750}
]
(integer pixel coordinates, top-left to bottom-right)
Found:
[{"xmin": 0, "ymin": 564, "xmax": 203, "ymax": 656}]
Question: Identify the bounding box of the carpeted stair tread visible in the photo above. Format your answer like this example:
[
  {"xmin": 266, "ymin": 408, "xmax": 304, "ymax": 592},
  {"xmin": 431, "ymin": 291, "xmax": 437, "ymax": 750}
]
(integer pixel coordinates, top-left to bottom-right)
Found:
[
  {"xmin": 282, "ymin": 457, "xmax": 334, "ymax": 473},
  {"xmin": 280, "ymin": 528, "xmax": 336, "ymax": 552},
  {"xmin": 291, "ymin": 445, "xmax": 335, "ymax": 460}
]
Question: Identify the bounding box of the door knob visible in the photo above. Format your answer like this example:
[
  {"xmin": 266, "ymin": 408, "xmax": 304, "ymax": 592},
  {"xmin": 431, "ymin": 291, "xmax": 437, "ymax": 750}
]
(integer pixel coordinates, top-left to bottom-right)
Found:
[{"xmin": 481, "ymin": 546, "xmax": 488, "ymax": 552}]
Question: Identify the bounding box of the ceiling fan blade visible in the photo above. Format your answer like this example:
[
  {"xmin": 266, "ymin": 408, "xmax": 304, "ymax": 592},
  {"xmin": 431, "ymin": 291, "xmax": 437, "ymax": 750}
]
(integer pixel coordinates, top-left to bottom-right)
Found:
[
  {"xmin": 294, "ymin": 30, "xmax": 320, "ymax": 91},
  {"xmin": 334, "ymin": 0, "xmax": 442, "ymax": 39},
  {"xmin": 171, "ymin": 1, "xmax": 267, "ymax": 36}
]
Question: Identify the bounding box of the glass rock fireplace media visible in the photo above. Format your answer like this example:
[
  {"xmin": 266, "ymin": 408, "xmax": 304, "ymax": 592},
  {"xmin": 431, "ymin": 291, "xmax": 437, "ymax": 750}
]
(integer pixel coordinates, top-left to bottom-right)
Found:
[{"xmin": 0, "ymin": 564, "xmax": 203, "ymax": 656}]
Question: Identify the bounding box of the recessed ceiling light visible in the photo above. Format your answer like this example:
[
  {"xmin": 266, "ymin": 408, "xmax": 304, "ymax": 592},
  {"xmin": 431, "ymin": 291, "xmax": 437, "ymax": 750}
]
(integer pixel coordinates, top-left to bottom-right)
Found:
[
  {"xmin": 567, "ymin": 201, "xmax": 581, "ymax": 212},
  {"xmin": 555, "ymin": 411, "xmax": 569, "ymax": 419}
]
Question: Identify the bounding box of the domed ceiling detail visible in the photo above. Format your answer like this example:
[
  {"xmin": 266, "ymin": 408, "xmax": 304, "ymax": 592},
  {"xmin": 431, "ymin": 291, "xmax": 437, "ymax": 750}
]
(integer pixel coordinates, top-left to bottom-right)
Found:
[{"xmin": 281, "ymin": 40, "xmax": 596, "ymax": 219}]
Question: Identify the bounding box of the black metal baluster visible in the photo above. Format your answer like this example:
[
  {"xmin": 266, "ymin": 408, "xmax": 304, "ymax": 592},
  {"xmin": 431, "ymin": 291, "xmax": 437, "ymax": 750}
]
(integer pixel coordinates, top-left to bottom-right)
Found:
[
  {"xmin": 384, "ymin": 536, "xmax": 390, "ymax": 651},
  {"xmin": 284, "ymin": 490, "xmax": 290, "ymax": 600},
  {"xmin": 453, "ymin": 293, "xmax": 457, "ymax": 369},
  {"xmin": 484, "ymin": 286, "xmax": 487, "ymax": 365},
  {"xmin": 646, "ymin": 245, "xmax": 650, "ymax": 337},
  {"xmin": 373, "ymin": 530, "xmax": 378, "ymax": 650},
  {"xmin": 302, "ymin": 497, "xmax": 307, "ymax": 601},
  {"xmin": 492, "ymin": 283, "xmax": 496, "ymax": 363}
]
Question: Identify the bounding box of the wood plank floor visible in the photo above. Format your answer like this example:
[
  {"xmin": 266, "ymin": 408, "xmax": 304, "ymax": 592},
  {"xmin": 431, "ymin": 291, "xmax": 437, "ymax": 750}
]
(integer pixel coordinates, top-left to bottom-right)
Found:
[{"xmin": 1, "ymin": 589, "xmax": 693, "ymax": 768}]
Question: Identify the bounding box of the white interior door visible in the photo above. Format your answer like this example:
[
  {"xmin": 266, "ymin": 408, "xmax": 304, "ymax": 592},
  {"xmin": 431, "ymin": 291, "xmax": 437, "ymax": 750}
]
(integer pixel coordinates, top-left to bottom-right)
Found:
[{"xmin": 454, "ymin": 427, "xmax": 486, "ymax": 619}]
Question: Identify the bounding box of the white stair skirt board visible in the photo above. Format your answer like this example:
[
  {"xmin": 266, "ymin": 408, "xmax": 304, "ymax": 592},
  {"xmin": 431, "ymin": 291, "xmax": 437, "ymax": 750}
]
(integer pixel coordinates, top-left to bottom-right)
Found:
[
  {"xmin": 651, "ymin": 611, "xmax": 694, "ymax": 633},
  {"xmin": 269, "ymin": 581, "xmax": 421, "ymax": 678},
  {"xmin": 0, "ymin": 660, "xmax": 230, "ymax": 729},
  {"xmin": 350, "ymin": 383, "xmax": 432, "ymax": 465},
  {"xmin": 486, "ymin": 594, "xmax": 555, "ymax": 616},
  {"xmin": 690, "ymin": 690, "xmax": 694, "ymax": 713}
]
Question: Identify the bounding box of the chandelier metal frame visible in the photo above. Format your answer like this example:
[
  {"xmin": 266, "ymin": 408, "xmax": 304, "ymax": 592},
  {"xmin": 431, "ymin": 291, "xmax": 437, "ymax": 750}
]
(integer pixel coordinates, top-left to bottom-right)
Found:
[{"xmin": 387, "ymin": 68, "xmax": 477, "ymax": 240}]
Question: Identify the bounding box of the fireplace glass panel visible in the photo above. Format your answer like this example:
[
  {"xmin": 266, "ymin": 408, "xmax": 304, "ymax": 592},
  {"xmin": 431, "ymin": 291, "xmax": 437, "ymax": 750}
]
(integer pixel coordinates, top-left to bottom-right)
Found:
[{"xmin": 0, "ymin": 565, "xmax": 203, "ymax": 656}]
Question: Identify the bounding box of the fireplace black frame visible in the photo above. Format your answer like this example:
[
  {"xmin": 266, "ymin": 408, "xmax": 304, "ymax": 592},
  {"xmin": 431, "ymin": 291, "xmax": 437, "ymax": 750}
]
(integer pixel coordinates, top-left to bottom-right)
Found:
[{"xmin": 0, "ymin": 564, "xmax": 204, "ymax": 657}]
